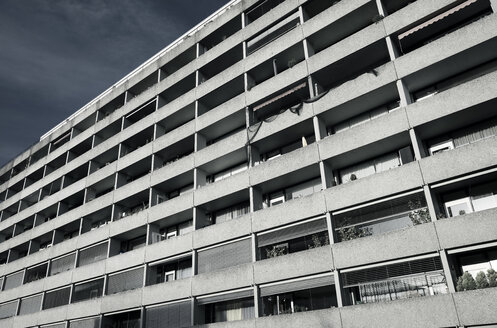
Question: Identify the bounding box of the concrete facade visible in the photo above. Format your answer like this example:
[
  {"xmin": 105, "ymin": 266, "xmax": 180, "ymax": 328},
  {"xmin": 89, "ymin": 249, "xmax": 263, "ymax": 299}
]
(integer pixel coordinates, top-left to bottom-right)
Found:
[{"xmin": 1, "ymin": 0, "xmax": 497, "ymax": 327}]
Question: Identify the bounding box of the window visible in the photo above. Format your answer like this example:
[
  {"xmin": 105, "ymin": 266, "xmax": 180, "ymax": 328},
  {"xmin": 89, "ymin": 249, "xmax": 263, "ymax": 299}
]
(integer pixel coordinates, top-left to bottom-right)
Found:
[
  {"xmin": 208, "ymin": 202, "xmax": 250, "ymax": 225},
  {"xmin": 149, "ymin": 257, "xmax": 192, "ymax": 285},
  {"xmin": 146, "ymin": 301, "xmax": 191, "ymax": 328},
  {"xmin": 159, "ymin": 219, "xmax": 193, "ymax": 242},
  {"xmin": 342, "ymin": 256, "xmax": 448, "ymax": 305},
  {"xmin": 197, "ymin": 238, "xmax": 252, "ymax": 274},
  {"xmin": 72, "ymin": 278, "xmax": 105, "ymax": 303},
  {"xmin": 50, "ymin": 253, "xmax": 76, "ymax": 275},
  {"xmin": 198, "ymin": 290, "xmax": 254, "ymax": 324},
  {"xmin": 258, "ymin": 217, "xmax": 329, "ymax": 259},
  {"xmin": 440, "ymin": 179, "xmax": 497, "ymax": 218},
  {"xmin": 261, "ymin": 275, "xmax": 337, "ymax": 316},
  {"xmin": 339, "ymin": 147, "xmax": 414, "ymax": 184},
  {"xmin": 264, "ymin": 178, "xmax": 322, "ymax": 208},
  {"xmin": 107, "ymin": 267, "xmax": 144, "ymax": 295},
  {"xmin": 334, "ymin": 192, "xmax": 430, "ymax": 241},
  {"xmin": 428, "ymin": 116, "xmax": 497, "ymax": 156}
]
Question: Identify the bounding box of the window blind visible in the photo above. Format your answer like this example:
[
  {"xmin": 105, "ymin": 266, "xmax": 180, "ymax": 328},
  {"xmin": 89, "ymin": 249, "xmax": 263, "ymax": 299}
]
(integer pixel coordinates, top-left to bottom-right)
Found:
[
  {"xmin": 4, "ymin": 271, "xmax": 24, "ymax": 290},
  {"xmin": 342, "ymin": 256, "xmax": 443, "ymax": 287},
  {"xmin": 41, "ymin": 323, "xmax": 67, "ymax": 328},
  {"xmin": 69, "ymin": 317, "xmax": 101, "ymax": 328},
  {"xmin": 72, "ymin": 278, "xmax": 104, "ymax": 303},
  {"xmin": 258, "ymin": 218, "xmax": 328, "ymax": 247},
  {"xmin": 260, "ymin": 274, "xmax": 334, "ymax": 297},
  {"xmin": 0, "ymin": 301, "xmax": 18, "ymax": 319},
  {"xmin": 107, "ymin": 267, "xmax": 144, "ymax": 295},
  {"xmin": 197, "ymin": 238, "xmax": 252, "ymax": 274},
  {"xmin": 146, "ymin": 301, "xmax": 191, "ymax": 328},
  {"xmin": 43, "ymin": 286, "xmax": 71, "ymax": 309},
  {"xmin": 19, "ymin": 294, "xmax": 42, "ymax": 315},
  {"xmin": 50, "ymin": 253, "xmax": 76, "ymax": 275},
  {"xmin": 78, "ymin": 242, "xmax": 108, "ymax": 267},
  {"xmin": 197, "ymin": 289, "xmax": 254, "ymax": 305}
]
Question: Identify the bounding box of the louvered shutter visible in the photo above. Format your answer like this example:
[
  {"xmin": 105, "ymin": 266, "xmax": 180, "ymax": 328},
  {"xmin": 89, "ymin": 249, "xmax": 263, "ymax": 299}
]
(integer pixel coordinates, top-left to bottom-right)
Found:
[
  {"xmin": 342, "ymin": 256, "xmax": 443, "ymax": 287},
  {"xmin": 4, "ymin": 271, "xmax": 24, "ymax": 290},
  {"xmin": 260, "ymin": 274, "xmax": 334, "ymax": 297},
  {"xmin": 258, "ymin": 218, "xmax": 327, "ymax": 247},
  {"xmin": 107, "ymin": 267, "xmax": 144, "ymax": 295},
  {"xmin": 72, "ymin": 279, "xmax": 104, "ymax": 302},
  {"xmin": 78, "ymin": 242, "xmax": 108, "ymax": 267},
  {"xmin": 41, "ymin": 323, "xmax": 66, "ymax": 328},
  {"xmin": 19, "ymin": 294, "xmax": 42, "ymax": 315},
  {"xmin": 197, "ymin": 238, "xmax": 252, "ymax": 274},
  {"xmin": 0, "ymin": 301, "xmax": 18, "ymax": 319},
  {"xmin": 50, "ymin": 253, "xmax": 76, "ymax": 275},
  {"xmin": 69, "ymin": 317, "xmax": 100, "ymax": 328},
  {"xmin": 197, "ymin": 289, "xmax": 253, "ymax": 305},
  {"xmin": 43, "ymin": 286, "xmax": 71, "ymax": 309},
  {"xmin": 146, "ymin": 301, "xmax": 192, "ymax": 328}
]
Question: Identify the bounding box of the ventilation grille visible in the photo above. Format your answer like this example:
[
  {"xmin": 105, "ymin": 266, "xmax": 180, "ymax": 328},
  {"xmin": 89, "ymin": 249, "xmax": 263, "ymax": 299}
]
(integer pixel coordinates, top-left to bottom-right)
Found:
[
  {"xmin": 50, "ymin": 253, "xmax": 76, "ymax": 276},
  {"xmin": 146, "ymin": 301, "xmax": 191, "ymax": 328},
  {"xmin": 0, "ymin": 301, "xmax": 18, "ymax": 319},
  {"xmin": 72, "ymin": 279, "xmax": 104, "ymax": 303},
  {"xmin": 197, "ymin": 238, "xmax": 252, "ymax": 274},
  {"xmin": 43, "ymin": 287, "xmax": 71, "ymax": 310},
  {"xmin": 79, "ymin": 242, "xmax": 108, "ymax": 267},
  {"xmin": 107, "ymin": 267, "xmax": 144, "ymax": 295},
  {"xmin": 4, "ymin": 271, "xmax": 24, "ymax": 290},
  {"xmin": 19, "ymin": 294, "xmax": 42, "ymax": 315},
  {"xmin": 342, "ymin": 257, "xmax": 443, "ymax": 287}
]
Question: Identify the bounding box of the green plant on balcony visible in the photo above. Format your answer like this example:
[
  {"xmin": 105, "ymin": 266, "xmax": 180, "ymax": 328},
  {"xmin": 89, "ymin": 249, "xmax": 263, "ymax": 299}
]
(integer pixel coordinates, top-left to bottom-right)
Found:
[
  {"xmin": 407, "ymin": 200, "xmax": 431, "ymax": 225},
  {"xmin": 307, "ymin": 233, "xmax": 330, "ymax": 249},
  {"xmin": 487, "ymin": 269, "xmax": 497, "ymax": 287},
  {"xmin": 337, "ymin": 218, "xmax": 373, "ymax": 241}
]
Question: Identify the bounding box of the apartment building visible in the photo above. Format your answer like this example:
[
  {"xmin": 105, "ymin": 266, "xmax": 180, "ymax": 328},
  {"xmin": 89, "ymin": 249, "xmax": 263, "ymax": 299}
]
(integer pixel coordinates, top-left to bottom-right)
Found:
[{"xmin": 0, "ymin": 0, "xmax": 497, "ymax": 327}]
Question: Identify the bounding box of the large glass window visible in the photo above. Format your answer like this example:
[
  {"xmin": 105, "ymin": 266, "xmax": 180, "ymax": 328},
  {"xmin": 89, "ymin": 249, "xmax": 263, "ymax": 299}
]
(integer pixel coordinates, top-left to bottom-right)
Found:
[
  {"xmin": 440, "ymin": 179, "xmax": 497, "ymax": 218},
  {"xmin": 450, "ymin": 246, "xmax": 497, "ymax": 292},
  {"xmin": 334, "ymin": 193, "xmax": 430, "ymax": 242},
  {"xmin": 261, "ymin": 275, "xmax": 337, "ymax": 316},
  {"xmin": 198, "ymin": 292, "xmax": 254, "ymax": 324},
  {"xmin": 148, "ymin": 257, "xmax": 192, "ymax": 285},
  {"xmin": 342, "ymin": 256, "xmax": 448, "ymax": 305},
  {"xmin": 258, "ymin": 217, "xmax": 329, "ymax": 260}
]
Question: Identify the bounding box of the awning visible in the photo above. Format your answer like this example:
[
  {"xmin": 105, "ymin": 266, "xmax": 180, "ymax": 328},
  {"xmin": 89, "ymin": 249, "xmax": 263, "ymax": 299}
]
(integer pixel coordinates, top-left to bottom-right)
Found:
[
  {"xmin": 398, "ymin": 0, "xmax": 478, "ymax": 40},
  {"xmin": 253, "ymin": 82, "xmax": 307, "ymax": 112}
]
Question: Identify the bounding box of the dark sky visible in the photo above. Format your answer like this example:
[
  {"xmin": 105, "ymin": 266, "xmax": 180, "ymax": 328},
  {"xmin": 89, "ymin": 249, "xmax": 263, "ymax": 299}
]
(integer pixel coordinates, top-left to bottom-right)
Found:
[{"xmin": 0, "ymin": 0, "xmax": 228, "ymax": 166}]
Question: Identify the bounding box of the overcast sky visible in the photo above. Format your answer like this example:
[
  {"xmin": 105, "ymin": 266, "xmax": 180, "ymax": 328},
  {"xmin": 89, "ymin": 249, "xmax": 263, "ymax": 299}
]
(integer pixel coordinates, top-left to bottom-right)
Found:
[{"xmin": 0, "ymin": 0, "xmax": 228, "ymax": 166}]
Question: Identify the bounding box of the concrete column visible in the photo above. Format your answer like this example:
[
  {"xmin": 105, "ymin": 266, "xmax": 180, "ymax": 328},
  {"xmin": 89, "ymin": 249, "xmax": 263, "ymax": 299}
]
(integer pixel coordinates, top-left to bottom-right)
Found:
[
  {"xmin": 139, "ymin": 306, "xmax": 146, "ymax": 328},
  {"xmin": 192, "ymin": 250, "xmax": 198, "ymax": 276},
  {"xmin": 440, "ymin": 250, "xmax": 456, "ymax": 293},
  {"xmin": 423, "ymin": 185, "xmax": 440, "ymax": 222},
  {"xmin": 325, "ymin": 212, "xmax": 337, "ymax": 245},
  {"xmin": 491, "ymin": 0, "xmax": 497, "ymax": 12},
  {"xmin": 68, "ymin": 284, "xmax": 74, "ymax": 304},
  {"xmin": 147, "ymin": 223, "xmax": 161, "ymax": 245},
  {"xmin": 396, "ymin": 79, "xmax": 412, "ymax": 107},
  {"xmin": 319, "ymin": 161, "xmax": 334, "ymax": 190},
  {"xmin": 195, "ymin": 132, "xmax": 207, "ymax": 152},
  {"xmin": 313, "ymin": 116, "xmax": 327, "ymax": 141},
  {"xmin": 333, "ymin": 270, "xmax": 345, "ymax": 307},
  {"xmin": 385, "ymin": 36, "xmax": 400, "ymax": 60},
  {"xmin": 250, "ymin": 186, "xmax": 263, "ymax": 212},
  {"xmin": 409, "ymin": 128, "xmax": 426, "ymax": 160},
  {"xmin": 253, "ymin": 285, "xmax": 260, "ymax": 318},
  {"xmin": 251, "ymin": 233, "xmax": 257, "ymax": 262},
  {"xmin": 194, "ymin": 168, "xmax": 207, "ymax": 189},
  {"xmin": 375, "ymin": 0, "xmax": 387, "ymax": 16}
]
